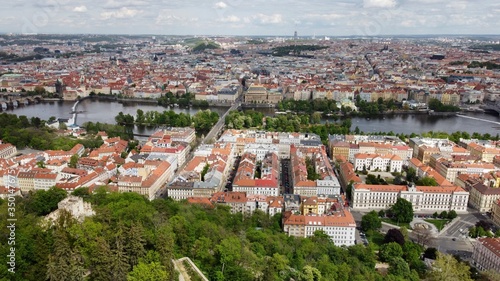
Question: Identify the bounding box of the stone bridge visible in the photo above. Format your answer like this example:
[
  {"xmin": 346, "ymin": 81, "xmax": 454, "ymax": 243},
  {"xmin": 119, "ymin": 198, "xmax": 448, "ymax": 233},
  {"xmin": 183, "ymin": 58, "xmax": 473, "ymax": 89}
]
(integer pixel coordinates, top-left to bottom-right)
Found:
[{"xmin": 481, "ymin": 102, "xmax": 500, "ymax": 115}]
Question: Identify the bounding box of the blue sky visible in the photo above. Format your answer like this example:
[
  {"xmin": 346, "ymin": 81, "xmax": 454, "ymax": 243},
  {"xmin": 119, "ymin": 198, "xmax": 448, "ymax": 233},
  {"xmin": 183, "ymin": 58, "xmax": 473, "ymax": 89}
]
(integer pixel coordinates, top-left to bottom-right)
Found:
[{"xmin": 1, "ymin": 0, "xmax": 499, "ymax": 36}]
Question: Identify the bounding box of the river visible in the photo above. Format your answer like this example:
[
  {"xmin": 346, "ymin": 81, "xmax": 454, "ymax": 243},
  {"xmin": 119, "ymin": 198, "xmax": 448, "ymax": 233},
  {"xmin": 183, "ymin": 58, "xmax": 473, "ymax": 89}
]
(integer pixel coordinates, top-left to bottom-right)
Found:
[{"xmin": 4, "ymin": 99, "xmax": 500, "ymax": 136}]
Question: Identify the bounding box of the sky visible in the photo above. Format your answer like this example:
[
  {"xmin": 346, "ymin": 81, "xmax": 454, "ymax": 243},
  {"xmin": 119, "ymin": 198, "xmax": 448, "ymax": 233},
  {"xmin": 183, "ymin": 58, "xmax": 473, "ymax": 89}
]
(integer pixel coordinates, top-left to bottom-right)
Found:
[{"xmin": 1, "ymin": 0, "xmax": 499, "ymax": 36}]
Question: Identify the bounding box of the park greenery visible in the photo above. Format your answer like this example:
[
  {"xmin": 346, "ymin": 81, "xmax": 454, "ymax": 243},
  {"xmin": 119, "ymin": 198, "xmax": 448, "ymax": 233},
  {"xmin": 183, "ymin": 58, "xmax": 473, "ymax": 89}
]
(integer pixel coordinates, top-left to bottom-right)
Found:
[
  {"xmin": 192, "ymin": 41, "xmax": 220, "ymax": 53},
  {"xmin": 277, "ymin": 99, "xmax": 340, "ymax": 114},
  {"xmin": 355, "ymin": 96, "xmax": 399, "ymax": 116},
  {"xmin": 1, "ymin": 187, "xmax": 481, "ymax": 281},
  {"xmin": 390, "ymin": 198, "xmax": 414, "ymax": 224},
  {"xmin": 225, "ymin": 110, "xmax": 352, "ymax": 145},
  {"xmin": 114, "ymin": 109, "xmax": 219, "ymax": 133},
  {"xmin": 361, "ymin": 211, "xmax": 382, "ymax": 232},
  {"xmin": 157, "ymin": 92, "xmax": 209, "ymax": 108},
  {"xmin": 305, "ymin": 157, "xmax": 320, "ymax": 181},
  {"xmin": 271, "ymin": 45, "xmax": 328, "ymax": 57},
  {"xmin": 468, "ymin": 220, "xmax": 500, "ymax": 238},
  {"xmin": 0, "ymin": 188, "xmax": 430, "ymax": 281},
  {"xmin": 82, "ymin": 121, "xmax": 134, "ymax": 141},
  {"xmin": 467, "ymin": 60, "xmax": 500, "ymax": 70},
  {"xmin": 0, "ymin": 112, "xmax": 105, "ymax": 150},
  {"xmin": 428, "ymin": 98, "xmax": 461, "ymax": 112},
  {"xmin": 365, "ymin": 174, "xmax": 388, "ymax": 185}
]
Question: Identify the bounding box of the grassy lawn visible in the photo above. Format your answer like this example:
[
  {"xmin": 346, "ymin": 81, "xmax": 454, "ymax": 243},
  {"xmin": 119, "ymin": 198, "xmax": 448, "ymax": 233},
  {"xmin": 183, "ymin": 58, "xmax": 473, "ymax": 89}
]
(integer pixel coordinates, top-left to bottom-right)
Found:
[
  {"xmin": 381, "ymin": 218, "xmax": 411, "ymax": 229},
  {"xmin": 424, "ymin": 219, "xmax": 450, "ymax": 231},
  {"xmin": 366, "ymin": 231, "xmax": 385, "ymax": 251}
]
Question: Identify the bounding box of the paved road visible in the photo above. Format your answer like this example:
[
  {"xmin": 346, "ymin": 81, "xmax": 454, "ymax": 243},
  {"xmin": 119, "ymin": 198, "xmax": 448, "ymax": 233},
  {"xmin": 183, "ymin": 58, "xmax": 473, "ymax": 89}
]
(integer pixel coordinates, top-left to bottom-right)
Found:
[
  {"xmin": 351, "ymin": 210, "xmax": 478, "ymax": 255},
  {"xmin": 202, "ymin": 102, "xmax": 239, "ymax": 145},
  {"xmin": 155, "ymin": 101, "xmax": 239, "ymax": 199}
]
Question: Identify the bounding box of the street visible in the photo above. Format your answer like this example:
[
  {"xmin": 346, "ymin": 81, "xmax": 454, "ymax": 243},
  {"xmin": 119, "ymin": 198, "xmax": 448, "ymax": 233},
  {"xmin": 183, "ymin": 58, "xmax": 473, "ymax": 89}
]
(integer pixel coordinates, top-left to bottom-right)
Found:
[{"xmin": 350, "ymin": 210, "xmax": 483, "ymax": 257}]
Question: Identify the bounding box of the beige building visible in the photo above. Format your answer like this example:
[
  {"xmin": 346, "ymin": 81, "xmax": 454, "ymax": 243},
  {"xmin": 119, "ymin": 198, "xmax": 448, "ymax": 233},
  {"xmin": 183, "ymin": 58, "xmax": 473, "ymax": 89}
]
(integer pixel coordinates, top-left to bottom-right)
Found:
[
  {"xmin": 17, "ymin": 171, "xmax": 36, "ymax": 193},
  {"xmin": 0, "ymin": 143, "xmax": 17, "ymax": 159},
  {"xmin": 469, "ymin": 183, "xmax": 500, "ymax": 213},
  {"xmin": 353, "ymin": 153, "xmax": 403, "ymax": 173},
  {"xmin": 352, "ymin": 183, "xmax": 469, "ymax": 212},
  {"xmin": 244, "ymin": 84, "xmax": 282, "ymax": 104},
  {"xmin": 283, "ymin": 210, "xmax": 356, "ymax": 246},
  {"xmin": 468, "ymin": 143, "xmax": 500, "ymax": 163},
  {"xmin": 473, "ymin": 238, "xmax": 500, "ymax": 273},
  {"xmin": 492, "ymin": 200, "xmax": 500, "ymax": 228}
]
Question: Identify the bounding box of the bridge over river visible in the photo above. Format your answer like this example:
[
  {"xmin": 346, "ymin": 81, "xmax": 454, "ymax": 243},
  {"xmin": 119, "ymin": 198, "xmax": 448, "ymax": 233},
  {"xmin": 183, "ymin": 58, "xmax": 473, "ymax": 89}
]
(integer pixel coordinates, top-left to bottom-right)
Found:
[{"xmin": 480, "ymin": 102, "xmax": 500, "ymax": 115}]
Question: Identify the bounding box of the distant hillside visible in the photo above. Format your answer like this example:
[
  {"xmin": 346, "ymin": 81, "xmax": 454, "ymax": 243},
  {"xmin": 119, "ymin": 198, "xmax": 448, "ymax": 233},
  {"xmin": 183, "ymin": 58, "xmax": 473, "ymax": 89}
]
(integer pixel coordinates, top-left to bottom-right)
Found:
[
  {"xmin": 192, "ymin": 41, "xmax": 220, "ymax": 53},
  {"xmin": 271, "ymin": 44, "xmax": 328, "ymax": 57}
]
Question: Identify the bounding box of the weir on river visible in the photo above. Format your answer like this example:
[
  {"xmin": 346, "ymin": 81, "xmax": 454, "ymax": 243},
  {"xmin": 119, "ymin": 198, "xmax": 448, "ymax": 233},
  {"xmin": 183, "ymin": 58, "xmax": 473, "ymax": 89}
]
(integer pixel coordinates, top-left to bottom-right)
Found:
[{"xmin": 67, "ymin": 100, "xmax": 79, "ymax": 126}]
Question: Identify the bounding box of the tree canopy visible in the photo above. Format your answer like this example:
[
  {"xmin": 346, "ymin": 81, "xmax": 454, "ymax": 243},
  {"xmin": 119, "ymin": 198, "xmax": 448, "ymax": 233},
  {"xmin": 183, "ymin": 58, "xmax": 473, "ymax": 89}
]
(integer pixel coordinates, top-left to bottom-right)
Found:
[
  {"xmin": 361, "ymin": 210, "xmax": 382, "ymax": 232},
  {"xmin": 390, "ymin": 198, "xmax": 414, "ymax": 224},
  {"xmin": 1, "ymin": 190, "xmax": 395, "ymax": 281}
]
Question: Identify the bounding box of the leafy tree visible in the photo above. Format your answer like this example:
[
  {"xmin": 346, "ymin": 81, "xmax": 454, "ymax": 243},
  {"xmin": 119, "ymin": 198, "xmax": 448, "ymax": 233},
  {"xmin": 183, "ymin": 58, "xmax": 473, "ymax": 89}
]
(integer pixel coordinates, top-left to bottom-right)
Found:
[
  {"xmin": 399, "ymin": 226, "xmax": 409, "ymax": 242},
  {"xmin": 378, "ymin": 210, "xmax": 386, "ymax": 217},
  {"xmin": 46, "ymin": 229, "xmax": 85, "ymax": 281},
  {"xmin": 200, "ymin": 163, "xmax": 210, "ymax": 181},
  {"xmin": 361, "ymin": 210, "xmax": 382, "ymax": 232},
  {"xmin": 390, "ymin": 198, "xmax": 414, "ymax": 224},
  {"xmin": 299, "ymin": 265, "xmax": 321, "ymax": 281},
  {"xmin": 88, "ymin": 237, "xmax": 113, "ymax": 281},
  {"xmin": 406, "ymin": 167, "xmax": 417, "ymax": 183},
  {"xmin": 439, "ymin": 211, "xmax": 448, "ymax": 219},
  {"xmin": 192, "ymin": 109, "xmax": 219, "ymax": 132},
  {"xmin": 71, "ymin": 187, "xmax": 90, "ymax": 198},
  {"xmin": 428, "ymin": 253, "xmax": 473, "ymax": 281},
  {"xmin": 111, "ymin": 235, "xmax": 130, "ymax": 280},
  {"xmin": 379, "ymin": 242, "xmax": 403, "ymax": 262},
  {"xmin": 216, "ymin": 236, "xmax": 242, "ymax": 275},
  {"xmin": 424, "ymin": 247, "xmax": 438, "ymax": 260},
  {"xmin": 26, "ymin": 187, "xmax": 67, "ymax": 216},
  {"xmin": 156, "ymin": 225, "xmax": 176, "ymax": 279},
  {"xmin": 416, "ymin": 176, "xmax": 438, "ymax": 186},
  {"xmin": 135, "ymin": 109, "xmax": 146, "ymax": 124},
  {"xmin": 384, "ymin": 228, "xmax": 405, "ymax": 246},
  {"xmin": 475, "ymin": 220, "xmax": 492, "ymax": 232},
  {"xmin": 69, "ymin": 153, "xmax": 79, "ymax": 168},
  {"xmin": 311, "ymin": 112, "xmax": 322, "ymax": 124},
  {"xmin": 447, "ymin": 210, "xmax": 457, "ymax": 220},
  {"xmin": 388, "ymin": 257, "xmax": 419, "ymax": 281},
  {"xmin": 262, "ymin": 253, "xmax": 289, "ymax": 281},
  {"xmin": 402, "ymin": 242, "xmax": 422, "ymax": 264},
  {"xmin": 126, "ymin": 223, "xmax": 147, "ymax": 269},
  {"xmin": 127, "ymin": 261, "xmax": 168, "ymax": 281}
]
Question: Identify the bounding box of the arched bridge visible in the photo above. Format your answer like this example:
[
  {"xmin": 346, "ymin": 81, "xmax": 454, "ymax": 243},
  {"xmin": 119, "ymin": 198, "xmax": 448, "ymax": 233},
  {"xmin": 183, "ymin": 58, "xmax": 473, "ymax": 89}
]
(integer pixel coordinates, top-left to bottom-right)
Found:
[{"xmin": 481, "ymin": 102, "xmax": 500, "ymax": 116}]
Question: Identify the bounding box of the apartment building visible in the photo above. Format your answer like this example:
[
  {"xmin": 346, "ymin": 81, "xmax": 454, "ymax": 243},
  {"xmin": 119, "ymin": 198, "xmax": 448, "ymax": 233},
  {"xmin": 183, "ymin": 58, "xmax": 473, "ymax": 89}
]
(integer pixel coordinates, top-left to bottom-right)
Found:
[
  {"xmin": 492, "ymin": 200, "xmax": 500, "ymax": 228},
  {"xmin": 34, "ymin": 173, "xmax": 58, "ymax": 190},
  {"xmin": 353, "ymin": 153, "xmax": 403, "ymax": 173},
  {"xmin": 282, "ymin": 210, "xmax": 356, "ymax": 246},
  {"xmin": 232, "ymin": 152, "xmax": 280, "ymax": 196},
  {"xmin": 209, "ymin": 191, "xmax": 284, "ymax": 216},
  {"xmin": 352, "ymin": 183, "xmax": 469, "ymax": 212},
  {"xmin": 468, "ymin": 183, "xmax": 500, "ymax": 213},
  {"xmin": 0, "ymin": 142, "xmax": 17, "ymax": 159},
  {"xmin": 473, "ymin": 238, "xmax": 500, "ymax": 273}
]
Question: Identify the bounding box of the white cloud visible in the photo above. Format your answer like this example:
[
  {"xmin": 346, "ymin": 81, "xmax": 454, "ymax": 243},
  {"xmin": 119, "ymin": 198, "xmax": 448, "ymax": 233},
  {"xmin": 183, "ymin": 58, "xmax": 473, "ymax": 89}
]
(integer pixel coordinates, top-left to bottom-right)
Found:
[
  {"xmin": 215, "ymin": 2, "xmax": 227, "ymax": 9},
  {"xmin": 253, "ymin": 13, "xmax": 283, "ymax": 24},
  {"xmin": 73, "ymin": 5, "xmax": 87, "ymax": 12},
  {"xmin": 155, "ymin": 11, "xmax": 199, "ymax": 26},
  {"xmin": 101, "ymin": 7, "xmax": 140, "ymax": 20},
  {"xmin": 363, "ymin": 0, "xmax": 397, "ymax": 8},
  {"xmin": 219, "ymin": 15, "xmax": 240, "ymax": 23},
  {"xmin": 103, "ymin": 0, "xmax": 149, "ymax": 9}
]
